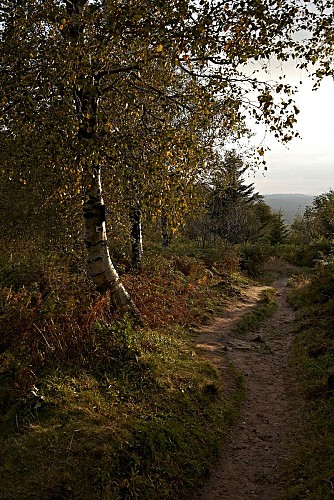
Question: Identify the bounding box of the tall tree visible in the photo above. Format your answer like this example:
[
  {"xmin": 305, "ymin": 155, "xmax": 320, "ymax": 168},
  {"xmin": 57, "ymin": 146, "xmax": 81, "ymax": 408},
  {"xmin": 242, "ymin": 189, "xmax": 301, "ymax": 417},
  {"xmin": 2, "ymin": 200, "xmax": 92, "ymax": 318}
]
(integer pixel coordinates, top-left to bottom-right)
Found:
[
  {"xmin": 296, "ymin": 0, "xmax": 334, "ymax": 83},
  {"xmin": 269, "ymin": 210, "xmax": 289, "ymax": 245},
  {"xmin": 1, "ymin": 0, "xmax": 317, "ymax": 315},
  {"xmin": 304, "ymin": 190, "xmax": 334, "ymax": 240},
  {"xmin": 206, "ymin": 150, "xmax": 261, "ymax": 240}
]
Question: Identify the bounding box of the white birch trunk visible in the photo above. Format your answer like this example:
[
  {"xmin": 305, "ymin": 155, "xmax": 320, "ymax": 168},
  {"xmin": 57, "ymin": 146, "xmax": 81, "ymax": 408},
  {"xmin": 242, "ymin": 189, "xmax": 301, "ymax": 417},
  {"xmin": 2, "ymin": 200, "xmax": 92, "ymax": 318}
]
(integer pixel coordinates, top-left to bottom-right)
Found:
[
  {"xmin": 64, "ymin": 1, "xmax": 140, "ymax": 320},
  {"xmin": 83, "ymin": 169, "xmax": 138, "ymax": 316}
]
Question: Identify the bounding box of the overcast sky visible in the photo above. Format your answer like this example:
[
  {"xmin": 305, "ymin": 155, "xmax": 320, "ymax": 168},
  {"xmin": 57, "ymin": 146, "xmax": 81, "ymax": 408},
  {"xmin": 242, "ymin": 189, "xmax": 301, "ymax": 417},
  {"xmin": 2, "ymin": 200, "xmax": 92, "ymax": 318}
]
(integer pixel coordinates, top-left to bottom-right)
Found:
[{"xmin": 245, "ymin": 65, "xmax": 334, "ymax": 196}]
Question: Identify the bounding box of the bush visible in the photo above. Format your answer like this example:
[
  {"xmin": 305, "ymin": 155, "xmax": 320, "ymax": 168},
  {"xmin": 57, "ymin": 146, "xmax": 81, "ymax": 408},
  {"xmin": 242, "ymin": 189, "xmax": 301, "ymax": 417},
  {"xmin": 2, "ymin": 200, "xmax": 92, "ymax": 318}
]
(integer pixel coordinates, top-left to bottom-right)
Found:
[
  {"xmin": 0, "ymin": 240, "xmax": 246, "ymax": 499},
  {"xmin": 123, "ymin": 253, "xmax": 219, "ymax": 327},
  {"xmin": 239, "ymin": 243, "xmax": 272, "ymax": 275},
  {"xmin": 281, "ymin": 240, "xmax": 333, "ymax": 267}
]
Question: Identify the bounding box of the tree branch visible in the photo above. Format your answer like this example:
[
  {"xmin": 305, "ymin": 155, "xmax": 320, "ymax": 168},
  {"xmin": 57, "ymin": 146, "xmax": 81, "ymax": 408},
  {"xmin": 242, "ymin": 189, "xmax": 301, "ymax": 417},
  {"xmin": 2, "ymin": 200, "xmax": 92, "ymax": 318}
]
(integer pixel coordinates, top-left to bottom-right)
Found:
[{"xmin": 95, "ymin": 65, "xmax": 140, "ymax": 81}]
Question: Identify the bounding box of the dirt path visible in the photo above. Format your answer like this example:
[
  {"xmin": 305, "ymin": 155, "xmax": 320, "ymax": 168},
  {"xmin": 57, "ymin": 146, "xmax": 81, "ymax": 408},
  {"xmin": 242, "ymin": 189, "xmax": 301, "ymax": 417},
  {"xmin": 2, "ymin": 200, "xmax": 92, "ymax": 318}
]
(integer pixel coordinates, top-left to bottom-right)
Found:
[{"xmin": 196, "ymin": 277, "xmax": 300, "ymax": 500}]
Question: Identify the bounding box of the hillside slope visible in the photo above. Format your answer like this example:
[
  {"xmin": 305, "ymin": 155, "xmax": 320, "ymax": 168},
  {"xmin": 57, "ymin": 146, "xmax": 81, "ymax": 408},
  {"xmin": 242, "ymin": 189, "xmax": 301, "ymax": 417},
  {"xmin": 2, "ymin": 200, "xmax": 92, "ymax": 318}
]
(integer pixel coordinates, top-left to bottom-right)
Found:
[{"xmin": 264, "ymin": 194, "xmax": 314, "ymax": 224}]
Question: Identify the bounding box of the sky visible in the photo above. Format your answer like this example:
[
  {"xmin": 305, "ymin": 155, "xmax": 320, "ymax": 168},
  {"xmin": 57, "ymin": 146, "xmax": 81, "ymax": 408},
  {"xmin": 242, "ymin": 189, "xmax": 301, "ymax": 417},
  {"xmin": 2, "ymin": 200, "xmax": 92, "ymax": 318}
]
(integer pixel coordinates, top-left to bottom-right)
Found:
[{"xmin": 245, "ymin": 66, "xmax": 334, "ymax": 196}]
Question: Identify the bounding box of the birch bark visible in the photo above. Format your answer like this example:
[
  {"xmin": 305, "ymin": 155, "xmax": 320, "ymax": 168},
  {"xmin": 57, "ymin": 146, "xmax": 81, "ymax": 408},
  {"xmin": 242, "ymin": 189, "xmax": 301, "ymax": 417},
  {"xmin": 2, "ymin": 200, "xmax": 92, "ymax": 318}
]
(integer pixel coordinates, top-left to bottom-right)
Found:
[{"xmin": 83, "ymin": 169, "xmax": 138, "ymax": 315}]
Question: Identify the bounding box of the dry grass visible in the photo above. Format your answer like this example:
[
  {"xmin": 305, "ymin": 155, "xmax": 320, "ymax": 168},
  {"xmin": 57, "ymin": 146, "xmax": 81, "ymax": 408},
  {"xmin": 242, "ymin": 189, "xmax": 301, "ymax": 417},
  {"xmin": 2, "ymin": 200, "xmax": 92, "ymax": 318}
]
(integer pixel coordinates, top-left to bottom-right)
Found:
[{"xmin": 0, "ymin": 244, "xmax": 244, "ymax": 499}]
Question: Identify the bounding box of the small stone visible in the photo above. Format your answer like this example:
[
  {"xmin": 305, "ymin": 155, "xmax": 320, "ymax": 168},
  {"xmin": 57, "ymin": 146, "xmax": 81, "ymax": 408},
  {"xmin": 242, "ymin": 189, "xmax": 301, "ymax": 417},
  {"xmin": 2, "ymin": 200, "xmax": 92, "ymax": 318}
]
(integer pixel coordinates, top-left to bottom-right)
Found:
[{"xmin": 252, "ymin": 335, "xmax": 264, "ymax": 343}]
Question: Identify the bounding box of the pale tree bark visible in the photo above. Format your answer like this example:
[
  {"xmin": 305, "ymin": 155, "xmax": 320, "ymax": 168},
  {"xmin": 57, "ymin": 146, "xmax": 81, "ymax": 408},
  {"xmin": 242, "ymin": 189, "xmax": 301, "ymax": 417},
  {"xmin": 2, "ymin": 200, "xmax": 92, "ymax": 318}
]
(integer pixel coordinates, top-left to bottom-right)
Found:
[
  {"xmin": 64, "ymin": 0, "xmax": 140, "ymax": 320},
  {"xmin": 83, "ymin": 168, "xmax": 140, "ymax": 317}
]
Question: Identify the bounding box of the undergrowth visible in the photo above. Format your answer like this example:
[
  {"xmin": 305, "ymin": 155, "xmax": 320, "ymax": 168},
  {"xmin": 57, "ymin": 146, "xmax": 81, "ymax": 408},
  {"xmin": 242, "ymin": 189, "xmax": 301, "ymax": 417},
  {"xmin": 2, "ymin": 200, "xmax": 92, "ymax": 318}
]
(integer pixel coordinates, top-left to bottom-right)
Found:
[
  {"xmin": 0, "ymin": 320, "xmax": 243, "ymax": 499},
  {"xmin": 0, "ymin": 242, "xmax": 245, "ymax": 499},
  {"xmin": 284, "ymin": 262, "xmax": 334, "ymax": 500}
]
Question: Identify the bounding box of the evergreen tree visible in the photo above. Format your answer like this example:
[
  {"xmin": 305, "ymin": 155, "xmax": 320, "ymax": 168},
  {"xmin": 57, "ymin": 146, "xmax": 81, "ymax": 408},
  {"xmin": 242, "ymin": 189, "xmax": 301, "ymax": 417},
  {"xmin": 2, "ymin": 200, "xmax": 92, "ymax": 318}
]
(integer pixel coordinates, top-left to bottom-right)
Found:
[
  {"xmin": 211, "ymin": 150, "xmax": 259, "ymax": 208},
  {"xmin": 207, "ymin": 150, "xmax": 262, "ymax": 241},
  {"xmin": 269, "ymin": 211, "xmax": 289, "ymax": 245}
]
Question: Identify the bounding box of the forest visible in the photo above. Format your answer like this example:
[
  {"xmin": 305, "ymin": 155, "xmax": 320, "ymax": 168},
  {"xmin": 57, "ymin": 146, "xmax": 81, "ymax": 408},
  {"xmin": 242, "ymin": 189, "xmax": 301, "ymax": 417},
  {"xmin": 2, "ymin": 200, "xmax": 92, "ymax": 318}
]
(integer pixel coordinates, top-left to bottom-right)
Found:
[{"xmin": 1, "ymin": 0, "xmax": 334, "ymax": 498}]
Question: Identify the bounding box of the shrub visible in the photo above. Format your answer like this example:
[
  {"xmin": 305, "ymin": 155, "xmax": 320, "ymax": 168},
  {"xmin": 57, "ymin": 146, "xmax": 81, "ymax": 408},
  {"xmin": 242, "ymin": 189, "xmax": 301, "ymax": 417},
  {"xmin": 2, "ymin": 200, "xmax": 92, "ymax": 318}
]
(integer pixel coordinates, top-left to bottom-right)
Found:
[{"xmin": 239, "ymin": 243, "xmax": 272, "ymax": 275}]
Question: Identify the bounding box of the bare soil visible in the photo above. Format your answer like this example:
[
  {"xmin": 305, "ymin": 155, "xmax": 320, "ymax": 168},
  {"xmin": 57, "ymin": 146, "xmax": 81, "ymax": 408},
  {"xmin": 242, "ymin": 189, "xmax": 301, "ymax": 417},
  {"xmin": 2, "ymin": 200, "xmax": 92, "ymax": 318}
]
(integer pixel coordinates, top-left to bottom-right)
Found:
[{"xmin": 196, "ymin": 277, "xmax": 301, "ymax": 500}]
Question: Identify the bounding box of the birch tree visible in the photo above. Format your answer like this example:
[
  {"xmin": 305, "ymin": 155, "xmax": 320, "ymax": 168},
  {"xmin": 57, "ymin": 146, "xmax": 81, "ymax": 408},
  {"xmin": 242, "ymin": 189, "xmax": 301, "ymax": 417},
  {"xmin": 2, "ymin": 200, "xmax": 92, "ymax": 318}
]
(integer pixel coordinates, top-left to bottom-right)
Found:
[{"xmin": 1, "ymin": 0, "xmax": 319, "ymax": 316}]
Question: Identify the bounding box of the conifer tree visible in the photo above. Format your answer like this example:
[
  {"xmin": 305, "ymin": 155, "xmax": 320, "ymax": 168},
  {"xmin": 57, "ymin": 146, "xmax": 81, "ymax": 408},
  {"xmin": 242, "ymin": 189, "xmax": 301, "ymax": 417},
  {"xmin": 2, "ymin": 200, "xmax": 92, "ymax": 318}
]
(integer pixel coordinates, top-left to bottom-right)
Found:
[{"xmin": 269, "ymin": 211, "xmax": 289, "ymax": 245}]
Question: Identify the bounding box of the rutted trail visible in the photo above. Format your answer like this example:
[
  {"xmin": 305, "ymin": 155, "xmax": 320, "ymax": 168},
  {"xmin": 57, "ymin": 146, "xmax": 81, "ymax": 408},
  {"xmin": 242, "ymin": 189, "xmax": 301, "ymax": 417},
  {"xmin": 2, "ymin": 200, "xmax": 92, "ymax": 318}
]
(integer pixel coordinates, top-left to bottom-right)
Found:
[{"xmin": 196, "ymin": 277, "xmax": 300, "ymax": 500}]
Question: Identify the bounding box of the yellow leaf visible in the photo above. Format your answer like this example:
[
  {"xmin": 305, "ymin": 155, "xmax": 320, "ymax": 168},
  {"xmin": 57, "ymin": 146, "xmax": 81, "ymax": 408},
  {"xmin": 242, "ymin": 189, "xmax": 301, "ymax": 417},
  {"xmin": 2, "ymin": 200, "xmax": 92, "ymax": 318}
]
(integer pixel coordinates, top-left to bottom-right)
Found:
[{"xmin": 156, "ymin": 44, "xmax": 163, "ymax": 53}]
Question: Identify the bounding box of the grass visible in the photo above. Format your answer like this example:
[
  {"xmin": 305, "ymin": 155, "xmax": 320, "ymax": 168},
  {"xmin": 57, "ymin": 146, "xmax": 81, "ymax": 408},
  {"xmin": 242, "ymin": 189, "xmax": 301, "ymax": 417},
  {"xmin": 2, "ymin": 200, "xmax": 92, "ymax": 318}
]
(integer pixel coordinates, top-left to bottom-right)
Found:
[
  {"xmin": 233, "ymin": 288, "xmax": 277, "ymax": 336},
  {"xmin": 1, "ymin": 322, "xmax": 243, "ymax": 499},
  {"xmin": 0, "ymin": 243, "xmax": 245, "ymax": 499},
  {"xmin": 282, "ymin": 263, "xmax": 334, "ymax": 499}
]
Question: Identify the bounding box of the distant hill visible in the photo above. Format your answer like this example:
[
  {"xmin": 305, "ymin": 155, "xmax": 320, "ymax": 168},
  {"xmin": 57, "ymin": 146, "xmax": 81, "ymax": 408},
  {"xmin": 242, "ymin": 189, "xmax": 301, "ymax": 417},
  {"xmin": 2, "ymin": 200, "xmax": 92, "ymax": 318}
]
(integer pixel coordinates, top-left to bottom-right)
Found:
[{"xmin": 263, "ymin": 194, "xmax": 315, "ymax": 225}]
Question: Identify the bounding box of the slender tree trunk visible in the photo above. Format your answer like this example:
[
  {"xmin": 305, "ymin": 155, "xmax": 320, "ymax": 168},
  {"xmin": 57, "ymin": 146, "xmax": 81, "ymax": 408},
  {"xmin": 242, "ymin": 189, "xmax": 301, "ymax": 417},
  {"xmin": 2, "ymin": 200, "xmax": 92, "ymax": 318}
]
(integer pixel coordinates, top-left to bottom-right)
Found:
[
  {"xmin": 161, "ymin": 211, "xmax": 170, "ymax": 248},
  {"xmin": 83, "ymin": 168, "xmax": 139, "ymax": 316},
  {"xmin": 130, "ymin": 204, "xmax": 143, "ymax": 270},
  {"xmin": 65, "ymin": 1, "xmax": 140, "ymax": 320}
]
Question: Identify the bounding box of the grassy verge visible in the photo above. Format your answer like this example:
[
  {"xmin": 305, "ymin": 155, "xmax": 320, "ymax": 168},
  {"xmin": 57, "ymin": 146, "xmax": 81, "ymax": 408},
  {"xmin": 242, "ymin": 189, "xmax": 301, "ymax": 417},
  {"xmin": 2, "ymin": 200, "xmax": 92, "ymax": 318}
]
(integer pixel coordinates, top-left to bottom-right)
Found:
[
  {"xmin": 0, "ymin": 245, "xmax": 245, "ymax": 499},
  {"xmin": 0, "ymin": 321, "xmax": 243, "ymax": 499},
  {"xmin": 283, "ymin": 265, "xmax": 334, "ymax": 500},
  {"xmin": 233, "ymin": 288, "xmax": 277, "ymax": 336}
]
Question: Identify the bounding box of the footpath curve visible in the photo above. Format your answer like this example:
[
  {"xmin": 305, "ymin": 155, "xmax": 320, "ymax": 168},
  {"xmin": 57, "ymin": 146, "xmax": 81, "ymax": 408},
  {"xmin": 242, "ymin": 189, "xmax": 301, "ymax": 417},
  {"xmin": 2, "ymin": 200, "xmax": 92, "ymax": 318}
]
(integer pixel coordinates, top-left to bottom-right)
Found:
[{"xmin": 196, "ymin": 277, "xmax": 301, "ymax": 500}]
